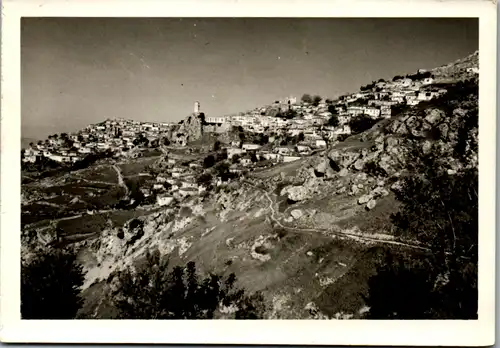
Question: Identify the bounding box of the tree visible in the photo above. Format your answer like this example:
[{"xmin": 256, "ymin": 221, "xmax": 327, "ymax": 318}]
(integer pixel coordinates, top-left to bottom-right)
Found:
[
  {"xmin": 327, "ymin": 114, "xmax": 340, "ymax": 127},
  {"xmin": 203, "ymin": 155, "xmax": 216, "ymax": 168},
  {"xmin": 197, "ymin": 172, "xmax": 213, "ymax": 188},
  {"xmin": 312, "ymin": 95, "xmax": 322, "ymax": 107},
  {"xmin": 232, "ymin": 154, "xmax": 241, "ymax": 164},
  {"xmin": 298, "ymin": 132, "xmax": 305, "ymax": 142},
  {"xmin": 213, "ymin": 140, "xmax": 221, "ymax": 152},
  {"xmin": 112, "ymin": 250, "xmax": 266, "ymax": 319},
  {"xmin": 29, "ymin": 142, "xmax": 34, "ymax": 148},
  {"xmin": 301, "ymin": 94, "xmax": 313, "ymax": 104},
  {"xmin": 250, "ymin": 152, "xmax": 258, "ymax": 163},
  {"xmin": 349, "ymin": 114, "xmax": 378, "ymax": 134},
  {"xmin": 325, "ymin": 98, "xmax": 333, "ymax": 104},
  {"xmin": 365, "ymin": 143, "xmax": 478, "ymax": 319},
  {"xmin": 21, "ymin": 248, "xmax": 84, "ymax": 319}
]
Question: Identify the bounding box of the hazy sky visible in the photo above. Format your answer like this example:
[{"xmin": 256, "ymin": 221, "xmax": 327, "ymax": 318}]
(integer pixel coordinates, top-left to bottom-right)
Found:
[{"xmin": 21, "ymin": 18, "xmax": 478, "ymax": 139}]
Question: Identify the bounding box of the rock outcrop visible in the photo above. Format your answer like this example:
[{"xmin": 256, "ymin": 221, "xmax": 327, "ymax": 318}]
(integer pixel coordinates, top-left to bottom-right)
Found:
[{"xmin": 176, "ymin": 113, "xmax": 204, "ymax": 145}]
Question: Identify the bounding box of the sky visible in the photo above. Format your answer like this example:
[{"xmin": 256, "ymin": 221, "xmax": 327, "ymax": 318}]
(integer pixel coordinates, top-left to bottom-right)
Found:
[{"xmin": 21, "ymin": 18, "xmax": 478, "ymax": 140}]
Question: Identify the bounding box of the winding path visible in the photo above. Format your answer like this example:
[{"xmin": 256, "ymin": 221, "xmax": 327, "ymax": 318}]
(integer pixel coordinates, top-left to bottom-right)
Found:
[
  {"xmin": 112, "ymin": 164, "xmax": 129, "ymax": 196},
  {"xmin": 242, "ymin": 180, "xmax": 431, "ymax": 252}
]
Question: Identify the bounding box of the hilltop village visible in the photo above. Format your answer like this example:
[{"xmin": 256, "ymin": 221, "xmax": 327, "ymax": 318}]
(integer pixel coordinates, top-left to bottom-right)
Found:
[
  {"xmin": 22, "ymin": 67, "xmax": 479, "ymax": 210},
  {"xmin": 20, "ymin": 51, "xmax": 480, "ymax": 320},
  {"xmin": 22, "ymin": 69, "xmax": 459, "ymax": 163}
]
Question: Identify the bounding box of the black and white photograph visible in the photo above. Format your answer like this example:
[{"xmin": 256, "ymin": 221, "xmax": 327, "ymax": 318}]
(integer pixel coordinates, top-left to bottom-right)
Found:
[{"xmin": 1, "ymin": 0, "xmax": 496, "ymax": 345}]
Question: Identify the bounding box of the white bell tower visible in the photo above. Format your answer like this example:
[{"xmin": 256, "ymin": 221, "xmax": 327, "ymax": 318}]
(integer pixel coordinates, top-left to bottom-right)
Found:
[{"xmin": 194, "ymin": 101, "xmax": 200, "ymax": 114}]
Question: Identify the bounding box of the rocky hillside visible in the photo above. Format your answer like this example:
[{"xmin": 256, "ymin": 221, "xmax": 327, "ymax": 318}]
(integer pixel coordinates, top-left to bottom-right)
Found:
[
  {"xmin": 431, "ymin": 50, "xmax": 479, "ymax": 82},
  {"xmin": 37, "ymin": 52, "xmax": 478, "ymax": 319}
]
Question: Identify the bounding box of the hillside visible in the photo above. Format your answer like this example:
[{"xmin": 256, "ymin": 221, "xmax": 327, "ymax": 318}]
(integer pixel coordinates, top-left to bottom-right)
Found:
[{"xmin": 21, "ymin": 52, "xmax": 479, "ymax": 320}]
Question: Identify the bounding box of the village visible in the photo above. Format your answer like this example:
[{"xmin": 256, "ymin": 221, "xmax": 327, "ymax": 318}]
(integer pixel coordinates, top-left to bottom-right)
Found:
[
  {"xmin": 21, "ymin": 68, "xmax": 467, "ymax": 210},
  {"xmin": 22, "ymin": 68, "xmax": 456, "ymax": 165}
]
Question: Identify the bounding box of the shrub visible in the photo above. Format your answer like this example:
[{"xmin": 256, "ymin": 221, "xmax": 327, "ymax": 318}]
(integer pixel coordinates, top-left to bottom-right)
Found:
[
  {"xmin": 301, "ymin": 94, "xmax": 313, "ymax": 104},
  {"xmin": 349, "ymin": 114, "xmax": 378, "ymax": 134},
  {"xmin": 112, "ymin": 250, "xmax": 266, "ymax": 319},
  {"xmin": 21, "ymin": 248, "xmax": 84, "ymax": 319},
  {"xmin": 203, "ymin": 155, "xmax": 216, "ymax": 168},
  {"xmin": 312, "ymin": 95, "xmax": 322, "ymax": 106}
]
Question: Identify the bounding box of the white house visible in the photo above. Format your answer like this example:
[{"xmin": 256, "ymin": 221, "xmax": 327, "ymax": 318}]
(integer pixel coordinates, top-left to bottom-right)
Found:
[
  {"xmin": 240, "ymin": 158, "xmax": 253, "ymax": 166},
  {"xmin": 179, "ymin": 187, "xmax": 198, "ymax": 198},
  {"xmin": 282, "ymin": 156, "xmax": 301, "ymax": 163},
  {"xmin": 157, "ymin": 194, "xmax": 174, "ymax": 206},
  {"xmin": 227, "ymin": 147, "xmax": 246, "ymax": 159},
  {"xmin": 315, "ymin": 139, "xmax": 327, "ymax": 148},
  {"xmin": 297, "ymin": 145, "xmax": 311, "ymax": 153},
  {"xmin": 417, "ymin": 91, "xmax": 439, "ymax": 101},
  {"xmin": 242, "ymin": 143, "xmax": 261, "ymax": 151},
  {"xmin": 153, "ymin": 183, "xmax": 165, "ymax": 191}
]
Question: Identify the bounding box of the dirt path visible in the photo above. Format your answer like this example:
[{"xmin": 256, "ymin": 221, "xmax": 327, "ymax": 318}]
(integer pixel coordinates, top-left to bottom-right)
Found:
[
  {"xmin": 112, "ymin": 164, "xmax": 129, "ymax": 196},
  {"xmin": 242, "ymin": 180, "xmax": 431, "ymax": 252}
]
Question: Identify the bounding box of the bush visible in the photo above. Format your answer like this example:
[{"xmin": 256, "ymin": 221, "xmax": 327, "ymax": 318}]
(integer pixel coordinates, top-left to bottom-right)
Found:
[
  {"xmin": 312, "ymin": 95, "xmax": 322, "ymax": 107},
  {"xmin": 301, "ymin": 94, "xmax": 313, "ymax": 104},
  {"xmin": 21, "ymin": 248, "xmax": 84, "ymax": 319},
  {"xmin": 213, "ymin": 141, "xmax": 221, "ymax": 152},
  {"xmin": 327, "ymin": 114, "xmax": 339, "ymax": 127},
  {"xmin": 112, "ymin": 250, "xmax": 266, "ymax": 319},
  {"xmin": 348, "ymin": 114, "xmax": 378, "ymax": 134},
  {"xmin": 366, "ymin": 148, "xmax": 478, "ymax": 319},
  {"xmin": 203, "ymin": 155, "xmax": 216, "ymax": 168}
]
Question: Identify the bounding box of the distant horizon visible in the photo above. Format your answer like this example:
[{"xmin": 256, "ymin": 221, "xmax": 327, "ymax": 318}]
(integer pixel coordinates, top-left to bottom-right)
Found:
[{"xmin": 22, "ymin": 17, "xmax": 478, "ymax": 140}]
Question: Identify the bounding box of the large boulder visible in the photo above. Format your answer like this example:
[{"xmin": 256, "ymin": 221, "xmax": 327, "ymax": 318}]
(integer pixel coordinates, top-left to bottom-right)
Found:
[
  {"xmin": 353, "ymin": 158, "xmax": 365, "ymax": 171},
  {"xmin": 425, "ymin": 108, "xmax": 445, "ymax": 125},
  {"xmin": 385, "ymin": 136, "xmax": 399, "ymax": 149},
  {"xmin": 328, "ymin": 149, "xmax": 360, "ymax": 169},
  {"xmin": 338, "ymin": 168, "xmax": 349, "ymax": 177},
  {"xmin": 358, "ymin": 194, "xmax": 373, "ymax": 204},
  {"xmin": 366, "ymin": 199, "xmax": 377, "ymax": 210},
  {"xmin": 438, "ymin": 123, "xmax": 450, "ymax": 140},
  {"xmin": 315, "ymin": 159, "xmax": 328, "ymax": 174},
  {"xmin": 290, "ymin": 209, "xmax": 304, "ymax": 220},
  {"xmin": 284, "ymin": 185, "xmax": 311, "ymax": 202},
  {"xmin": 422, "ymin": 140, "xmax": 433, "ymax": 155},
  {"xmin": 396, "ymin": 122, "xmax": 408, "ymax": 135},
  {"xmin": 405, "ymin": 115, "xmax": 419, "ymax": 128}
]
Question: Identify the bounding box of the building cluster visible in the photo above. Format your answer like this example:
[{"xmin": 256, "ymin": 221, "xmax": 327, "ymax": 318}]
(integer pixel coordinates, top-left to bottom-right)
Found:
[
  {"xmin": 22, "ymin": 119, "xmax": 175, "ymax": 164},
  {"xmin": 137, "ymin": 157, "xmax": 205, "ymax": 207},
  {"xmin": 23, "ymin": 69, "xmax": 452, "ymax": 167},
  {"xmin": 203, "ymin": 73, "xmax": 449, "ymax": 140}
]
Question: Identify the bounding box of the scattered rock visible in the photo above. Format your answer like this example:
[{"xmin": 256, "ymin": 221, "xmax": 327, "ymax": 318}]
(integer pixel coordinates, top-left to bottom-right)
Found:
[
  {"xmin": 282, "ymin": 185, "xmax": 310, "ymax": 202},
  {"xmin": 422, "ymin": 140, "xmax": 433, "ymax": 155},
  {"xmin": 438, "ymin": 123, "xmax": 449, "ymax": 140},
  {"xmin": 290, "ymin": 209, "xmax": 304, "ymax": 220},
  {"xmin": 353, "ymin": 158, "xmax": 365, "ymax": 171},
  {"xmin": 358, "ymin": 194, "xmax": 373, "ymax": 205},
  {"xmin": 425, "ymin": 108, "xmax": 445, "ymax": 124},
  {"xmin": 366, "ymin": 199, "xmax": 377, "ymax": 210},
  {"xmin": 351, "ymin": 185, "xmax": 360, "ymax": 195},
  {"xmin": 338, "ymin": 168, "xmax": 349, "ymax": 177}
]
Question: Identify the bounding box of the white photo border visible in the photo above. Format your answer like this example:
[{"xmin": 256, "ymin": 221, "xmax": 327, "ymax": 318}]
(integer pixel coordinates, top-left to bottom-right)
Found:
[{"xmin": 1, "ymin": 0, "xmax": 496, "ymax": 345}]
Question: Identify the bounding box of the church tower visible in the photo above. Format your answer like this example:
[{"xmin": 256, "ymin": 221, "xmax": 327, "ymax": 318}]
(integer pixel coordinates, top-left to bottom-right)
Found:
[{"xmin": 194, "ymin": 101, "xmax": 201, "ymax": 114}]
